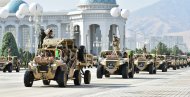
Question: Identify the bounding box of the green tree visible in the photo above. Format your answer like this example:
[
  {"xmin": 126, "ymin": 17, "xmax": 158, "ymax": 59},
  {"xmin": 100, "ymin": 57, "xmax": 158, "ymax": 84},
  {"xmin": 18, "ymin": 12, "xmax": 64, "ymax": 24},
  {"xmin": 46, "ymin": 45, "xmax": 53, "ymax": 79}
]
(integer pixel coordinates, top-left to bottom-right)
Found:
[
  {"xmin": 1, "ymin": 32, "xmax": 19, "ymax": 57},
  {"xmin": 172, "ymin": 45, "xmax": 182, "ymax": 55},
  {"xmin": 23, "ymin": 51, "xmax": 32, "ymax": 68},
  {"xmin": 135, "ymin": 48, "xmax": 143, "ymax": 54},
  {"xmin": 157, "ymin": 42, "xmax": 168, "ymax": 55}
]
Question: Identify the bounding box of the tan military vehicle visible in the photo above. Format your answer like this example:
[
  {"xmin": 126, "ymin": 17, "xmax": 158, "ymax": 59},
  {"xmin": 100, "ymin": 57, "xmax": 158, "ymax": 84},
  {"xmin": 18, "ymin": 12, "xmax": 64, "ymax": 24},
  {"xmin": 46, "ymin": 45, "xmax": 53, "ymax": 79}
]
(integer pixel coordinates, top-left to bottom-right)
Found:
[
  {"xmin": 134, "ymin": 54, "xmax": 156, "ymax": 74},
  {"xmin": 97, "ymin": 50, "xmax": 134, "ymax": 79},
  {"xmin": 155, "ymin": 55, "xmax": 167, "ymax": 72},
  {"xmin": 166, "ymin": 55, "xmax": 178, "ymax": 70},
  {"xmin": 0, "ymin": 56, "xmax": 20, "ymax": 72},
  {"xmin": 24, "ymin": 39, "xmax": 93, "ymax": 87},
  {"xmin": 187, "ymin": 57, "xmax": 190, "ymax": 67},
  {"xmin": 180, "ymin": 55, "xmax": 188, "ymax": 68}
]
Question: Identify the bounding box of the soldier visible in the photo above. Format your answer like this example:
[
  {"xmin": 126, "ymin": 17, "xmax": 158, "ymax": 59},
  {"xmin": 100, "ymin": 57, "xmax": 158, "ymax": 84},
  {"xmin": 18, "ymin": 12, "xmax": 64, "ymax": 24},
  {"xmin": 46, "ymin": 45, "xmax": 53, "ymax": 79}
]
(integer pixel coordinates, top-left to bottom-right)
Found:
[
  {"xmin": 38, "ymin": 28, "xmax": 46, "ymax": 48},
  {"xmin": 112, "ymin": 34, "xmax": 120, "ymax": 50},
  {"xmin": 44, "ymin": 28, "xmax": 54, "ymax": 40}
]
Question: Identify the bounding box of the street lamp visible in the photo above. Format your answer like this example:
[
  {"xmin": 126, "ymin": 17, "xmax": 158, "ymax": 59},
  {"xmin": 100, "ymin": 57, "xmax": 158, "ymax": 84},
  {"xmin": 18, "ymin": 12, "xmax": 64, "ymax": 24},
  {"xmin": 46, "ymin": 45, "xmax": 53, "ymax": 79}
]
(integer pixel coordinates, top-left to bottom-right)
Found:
[
  {"xmin": 110, "ymin": 7, "xmax": 129, "ymax": 50},
  {"xmin": 0, "ymin": 2, "xmax": 43, "ymax": 55}
]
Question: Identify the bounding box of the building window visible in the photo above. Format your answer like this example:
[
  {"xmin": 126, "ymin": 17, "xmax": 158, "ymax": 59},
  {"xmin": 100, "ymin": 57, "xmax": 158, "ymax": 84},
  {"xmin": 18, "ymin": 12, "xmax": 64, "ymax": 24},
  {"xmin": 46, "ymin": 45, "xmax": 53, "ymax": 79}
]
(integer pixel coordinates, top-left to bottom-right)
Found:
[
  {"xmin": 21, "ymin": 26, "xmax": 30, "ymax": 51},
  {"xmin": 5, "ymin": 25, "xmax": 16, "ymax": 38}
]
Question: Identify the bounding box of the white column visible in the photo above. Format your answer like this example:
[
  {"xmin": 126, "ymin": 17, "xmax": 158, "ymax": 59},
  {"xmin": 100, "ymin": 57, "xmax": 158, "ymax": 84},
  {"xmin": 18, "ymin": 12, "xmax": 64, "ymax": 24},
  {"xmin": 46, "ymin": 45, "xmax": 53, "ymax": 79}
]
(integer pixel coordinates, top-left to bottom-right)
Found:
[
  {"xmin": 62, "ymin": 24, "xmax": 67, "ymax": 38},
  {"xmin": 15, "ymin": 25, "xmax": 20, "ymax": 48},
  {"xmin": 57, "ymin": 23, "xmax": 62, "ymax": 38},
  {"xmin": 100, "ymin": 24, "xmax": 109, "ymax": 51},
  {"xmin": 29, "ymin": 25, "xmax": 33, "ymax": 53},
  {"xmin": 119, "ymin": 24, "xmax": 125, "ymax": 50},
  {"xmin": 79, "ymin": 23, "xmax": 87, "ymax": 46}
]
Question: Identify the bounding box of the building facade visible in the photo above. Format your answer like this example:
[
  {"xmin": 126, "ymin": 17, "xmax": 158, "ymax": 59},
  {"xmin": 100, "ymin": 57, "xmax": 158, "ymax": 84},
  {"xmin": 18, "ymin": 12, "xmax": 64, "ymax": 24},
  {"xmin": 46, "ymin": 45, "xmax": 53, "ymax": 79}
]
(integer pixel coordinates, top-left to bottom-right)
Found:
[{"xmin": 0, "ymin": 0, "xmax": 126, "ymax": 55}]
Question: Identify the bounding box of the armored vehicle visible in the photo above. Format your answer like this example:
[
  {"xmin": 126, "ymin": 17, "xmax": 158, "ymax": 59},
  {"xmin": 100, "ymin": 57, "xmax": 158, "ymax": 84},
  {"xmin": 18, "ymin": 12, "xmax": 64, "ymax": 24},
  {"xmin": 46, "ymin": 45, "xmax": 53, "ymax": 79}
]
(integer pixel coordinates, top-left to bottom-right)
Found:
[
  {"xmin": 97, "ymin": 50, "xmax": 134, "ymax": 79},
  {"xmin": 134, "ymin": 54, "xmax": 156, "ymax": 74},
  {"xmin": 166, "ymin": 55, "xmax": 178, "ymax": 70},
  {"xmin": 0, "ymin": 56, "xmax": 20, "ymax": 72},
  {"xmin": 180, "ymin": 55, "xmax": 188, "ymax": 68},
  {"xmin": 187, "ymin": 57, "xmax": 190, "ymax": 67},
  {"xmin": 24, "ymin": 39, "xmax": 93, "ymax": 87},
  {"xmin": 155, "ymin": 55, "xmax": 167, "ymax": 72}
]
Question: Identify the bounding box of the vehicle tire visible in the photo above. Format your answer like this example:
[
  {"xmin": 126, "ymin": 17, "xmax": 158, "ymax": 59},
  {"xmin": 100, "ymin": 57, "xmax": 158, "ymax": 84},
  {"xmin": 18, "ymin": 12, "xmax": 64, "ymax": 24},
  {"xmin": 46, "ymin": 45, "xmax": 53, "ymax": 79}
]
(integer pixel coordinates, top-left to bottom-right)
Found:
[
  {"xmin": 122, "ymin": 63, "xmax": 128, "ymax": 79},
  {"xmin": 135, "ymin": 66, "xmax": 139, "ymax": 74},
  {"xmin": 74, "ymin": 70, "xmax": 81, "ymax": 85},
  {"xmin": 57, "ymin": 71, "xmax": 67, "ymax": 87},
  {"xmin": 84, "ymin": 70, "xmax": 91, "ymax": 84},
  {"xmin": 177, "ymin": 66, "xmax": 180, "ymax": 69},
  {"xmin": 153, "ymin": 65, "xmax": 157, "ymax": 74},
  {"xmin": 97, "ymin": 65, "xmax": 103, "ymax": 79},
  {"xmin": 16, "ymin": 66, "xmax": 20, "ymax": 72},
  {"xmin": 3, "ymin": 67, "xmax": 6, "ymax": 73},
  {"xmin": 173, "ymin": 66, "xmax": 177, "ymax": 70},
  {"xmin": 24, "ymin": 71, "xmax": 34, "ymax": 87},
  {"xmin": 149, "ymin": 64, "xmax": 154, "ymax": 74},
  {"xmin": 181, "ymin": 65, "xmax": 184, "ymax": 68},
  {"xmin": 7, "ymin": 64, "xmax": 12, "ymax": 73},
  {"xmin": 129, "ymin": 65, "xmax": 134, "ymax": 78},
  {"xmin": 105, "ymin": 70, "xmax": 110, "ymax": 78},
  {"xmin": 43, "ymin": 80, "xmax": 51, "ymax": 85},
  {"xmin": 162, "ymin": 64, "xmax": 167, "ymax": 72}
]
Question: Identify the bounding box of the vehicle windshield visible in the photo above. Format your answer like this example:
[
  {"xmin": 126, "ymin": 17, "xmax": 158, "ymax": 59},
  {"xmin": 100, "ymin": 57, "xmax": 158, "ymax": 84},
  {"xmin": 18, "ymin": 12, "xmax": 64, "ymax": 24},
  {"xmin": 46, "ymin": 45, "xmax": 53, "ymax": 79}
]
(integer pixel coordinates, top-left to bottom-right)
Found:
[
  {"xmin": 100, "ymin": 51, "xmax": 122, "ymax": 58},
  {"xmin": 37, "ymin": 49, "xmax": 56, "ymax": 57}
]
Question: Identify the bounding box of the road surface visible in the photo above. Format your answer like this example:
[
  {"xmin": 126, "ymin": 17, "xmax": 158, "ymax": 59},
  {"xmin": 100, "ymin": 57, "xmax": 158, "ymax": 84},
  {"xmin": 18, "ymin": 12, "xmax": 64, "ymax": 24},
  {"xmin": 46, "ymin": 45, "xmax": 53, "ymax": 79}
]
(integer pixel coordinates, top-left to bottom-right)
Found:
[{"xmin": 0, "ymin": 67, "xmax": 190, "ymax": 97}]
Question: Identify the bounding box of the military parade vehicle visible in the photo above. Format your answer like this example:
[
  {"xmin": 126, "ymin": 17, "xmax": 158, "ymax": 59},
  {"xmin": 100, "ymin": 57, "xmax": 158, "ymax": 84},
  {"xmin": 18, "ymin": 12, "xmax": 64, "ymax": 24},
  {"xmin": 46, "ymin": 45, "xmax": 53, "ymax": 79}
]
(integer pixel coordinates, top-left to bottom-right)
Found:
[
  {"xmin": 166, "ymin": 55, "xmax": 178, "ymax": 70},
  {"xmin": 180, "ymin": 55, "xmax": 188, "ymax": 68},
  {"xmin": 0, "ymin": 56, "xmax": 20, "ymax": 72},
  {"xmin": 134, "ymin": 54, "xmax": 156, "ymax": 74},
  {"xmin": 97, "ymin": 35, "xmax": 134, "ymax": 79},
  {"xmin": 155, "ymin": 55, "xmax": 167, "ymax": 72},
  {"xmin": 97, "ymin": 50, "xmax": 134, "ymax": 79},
  {"xmin": 24, "ymin": 39, "xmax": 93, "ymax": 87},
  {"xmin": 187, "ymin": 56, "xmax": 190, "ymax": 67}
]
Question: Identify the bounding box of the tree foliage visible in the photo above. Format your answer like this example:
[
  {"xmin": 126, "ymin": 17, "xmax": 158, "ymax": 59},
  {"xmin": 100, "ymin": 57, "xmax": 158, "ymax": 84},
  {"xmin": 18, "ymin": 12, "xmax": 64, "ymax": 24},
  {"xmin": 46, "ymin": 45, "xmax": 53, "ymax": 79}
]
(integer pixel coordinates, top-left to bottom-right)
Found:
[
  {"xmin": 1, "ymin": 32, "xmax": 19, "ymax": 57},
  {"xmin": 135, "ymin": 48, "xmax": 143, "ymax": 54}
]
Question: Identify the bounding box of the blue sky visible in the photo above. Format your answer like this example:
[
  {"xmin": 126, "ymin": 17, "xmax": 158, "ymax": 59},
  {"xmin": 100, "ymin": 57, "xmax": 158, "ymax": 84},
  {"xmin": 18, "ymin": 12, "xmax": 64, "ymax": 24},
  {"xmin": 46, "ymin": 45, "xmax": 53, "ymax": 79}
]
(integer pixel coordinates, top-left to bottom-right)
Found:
[{"xmin": 25, "ymin": 0, "xmax": 160, "ymax": 12}]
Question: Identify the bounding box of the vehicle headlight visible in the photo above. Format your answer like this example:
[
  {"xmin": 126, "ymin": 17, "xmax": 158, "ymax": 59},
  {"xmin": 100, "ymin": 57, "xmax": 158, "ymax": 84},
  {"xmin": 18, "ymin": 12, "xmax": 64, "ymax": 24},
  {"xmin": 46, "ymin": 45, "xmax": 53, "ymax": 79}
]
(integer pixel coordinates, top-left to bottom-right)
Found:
[
  {"xmin": 33, "ymin": 64, "xmax": 38, "ymax": 66},
  {"xmin": 134, "ymin": 60, "xmax": 138, "ymax": 64},
  {"xmin": 147, "ymin": 61, "xmax": 151, "ymax": 64},
  {"xmin": 51, "ymin": 64, "xmax": 56, "ymax": 67},
  {"xmin": 160, "ymin": 61, "xmax": 164, "ymax": 64}
]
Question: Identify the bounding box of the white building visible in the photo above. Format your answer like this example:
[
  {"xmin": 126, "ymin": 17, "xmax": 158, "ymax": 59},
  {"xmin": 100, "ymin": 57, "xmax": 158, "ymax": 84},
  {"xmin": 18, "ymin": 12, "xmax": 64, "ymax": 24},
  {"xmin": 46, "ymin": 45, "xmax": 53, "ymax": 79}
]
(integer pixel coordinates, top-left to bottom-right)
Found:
[{"xmin": 0, "ymin": 0, "xmax": 126, "ymax": 55}]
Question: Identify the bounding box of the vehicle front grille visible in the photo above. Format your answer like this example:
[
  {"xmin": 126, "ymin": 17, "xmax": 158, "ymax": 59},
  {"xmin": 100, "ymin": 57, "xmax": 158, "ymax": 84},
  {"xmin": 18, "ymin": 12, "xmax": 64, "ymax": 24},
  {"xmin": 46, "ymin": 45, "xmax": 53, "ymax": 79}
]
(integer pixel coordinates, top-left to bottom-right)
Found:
[
  {"xmin": 37, "ymin": 65, "xmax": 49, "ymax": 72},
  {"xmin": 106, "ymin": 61, "xmax": 117, "ymax": 69},
  {"xmin": 138, "ymin": 62, "xmax": 145, "ymax": 67}
]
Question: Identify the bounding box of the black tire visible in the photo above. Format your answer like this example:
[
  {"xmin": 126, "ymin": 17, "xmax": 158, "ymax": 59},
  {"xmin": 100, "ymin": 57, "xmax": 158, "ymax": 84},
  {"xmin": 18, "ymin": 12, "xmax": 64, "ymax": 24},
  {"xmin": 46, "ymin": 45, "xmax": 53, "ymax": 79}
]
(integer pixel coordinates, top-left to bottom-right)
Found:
[
  {"xmin": 135, "ymin": 66, "xmax": 139, "ymax": 74},
  {"xmin": 177, "ymin": 66, "xmax": 180, "ymax": 69},
  {"xmin": 74, "ymin": 70, "xmax": 81, "ymax": 85},
  {"xmin": 173, "ymin": 66, "xmax": 177, "ymax": 70},
  {"xmin": 129, "ymin": 65, "xmax": 134, "ymax": 78},
  {"xmin": 153, "ymin": 65, "xmax": 157, "ymax": 74},
  {"xmin": 16, "ymin": 66, "xmax": 20, "ymax": 72},
  {"xmin": 162, "ymin": 64, "xmax": 167, "ymax": 72},
  {"xmin": 7, "ymin": 64, "xmax": 12, "ymax": 73},
  {"xmin": 181, "ymin": 65, "xmax": 184, "ymax": 68},
  {"xmin": 97, "ymin": 65, "xmax": 103, "ymax": 79},
  {"xmin": 24, "ymin": 71, "xmax": 34, "ymax": 87},
  {"xmin": 84, "ymin": 70, "xmax": 91, "ymax": 84},
  {"xmin": 56, "ymin": 71, "xmax": 67, "ymax": 87},
  {"xmin": 122, "ymin": 63, "xmax": 128, "ymax": 79},
  {"xmin": 3, "ymin": 67, "xmax": 6, "ymax": 73},
  {"xmin": 43, "ymin": 80, "xmax": 51, "ymax": 85},
  {"xmin": 149, "ymin": 64, "xmax": 154, "ymax": 74},
  {"xmin": 105, "ymin": 70, "xmax": 110, "ymax": 78}
]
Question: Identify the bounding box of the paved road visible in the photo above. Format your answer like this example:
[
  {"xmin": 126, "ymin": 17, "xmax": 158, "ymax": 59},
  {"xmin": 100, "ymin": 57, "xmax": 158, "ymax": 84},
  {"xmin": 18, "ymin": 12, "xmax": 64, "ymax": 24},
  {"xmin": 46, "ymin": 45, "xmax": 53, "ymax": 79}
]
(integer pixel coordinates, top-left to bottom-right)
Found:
[{"xmin": 0, "ymin": 67, "xmax": 190, "ymax": 97}]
